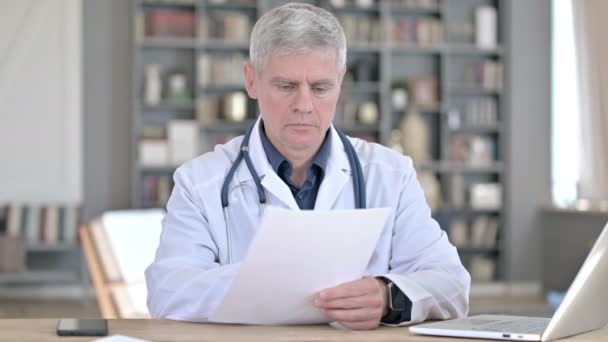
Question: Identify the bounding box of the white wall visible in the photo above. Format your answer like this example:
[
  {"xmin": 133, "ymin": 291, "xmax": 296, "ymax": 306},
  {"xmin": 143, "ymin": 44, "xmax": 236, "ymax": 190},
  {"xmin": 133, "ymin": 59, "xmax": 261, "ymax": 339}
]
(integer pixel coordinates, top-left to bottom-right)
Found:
[{"xmin": 0, "ymin": 1, "xmax": 82, "ymax": 203}]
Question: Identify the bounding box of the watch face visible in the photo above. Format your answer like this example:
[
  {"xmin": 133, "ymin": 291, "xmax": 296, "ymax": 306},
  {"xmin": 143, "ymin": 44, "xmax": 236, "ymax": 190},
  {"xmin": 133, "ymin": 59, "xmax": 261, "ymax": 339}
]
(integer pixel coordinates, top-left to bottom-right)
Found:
[{"xmin": 389, "ymin": 282, "xmax": 406, "ymax": 311}]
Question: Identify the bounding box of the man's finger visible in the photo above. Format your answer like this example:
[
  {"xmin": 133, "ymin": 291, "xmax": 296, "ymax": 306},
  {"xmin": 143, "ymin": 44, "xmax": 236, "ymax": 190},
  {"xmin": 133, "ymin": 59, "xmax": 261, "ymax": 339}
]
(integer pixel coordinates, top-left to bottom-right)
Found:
[
  {"xmin": 321, "ymin": 307, "xmax": 381, "ymax": 323},
  {"xmin": 318, "ymin": 278, "xmax": 377, "ymax": 301},
  {"xmin": 339, "ymin": 320, "xmax": 381, "ymax": 331},
  {"xmin": 315, "ymin": 294, "xmax": 382, "ymax": 310}
]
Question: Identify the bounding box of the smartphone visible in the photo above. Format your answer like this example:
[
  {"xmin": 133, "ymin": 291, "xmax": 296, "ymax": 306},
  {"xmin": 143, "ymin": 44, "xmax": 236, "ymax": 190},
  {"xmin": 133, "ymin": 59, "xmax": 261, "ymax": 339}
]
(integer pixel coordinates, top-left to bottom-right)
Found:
[{"xmin": 56, "ymin": 318, "xmax": 108, "ymax": 336}]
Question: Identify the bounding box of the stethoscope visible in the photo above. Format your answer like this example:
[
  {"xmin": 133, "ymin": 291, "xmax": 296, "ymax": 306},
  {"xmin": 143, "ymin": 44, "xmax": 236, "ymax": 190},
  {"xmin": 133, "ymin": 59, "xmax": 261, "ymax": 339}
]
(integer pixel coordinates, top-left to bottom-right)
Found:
[{"xmin": 220, "ymin": 123, "xmax": 367, "ymax": 264}]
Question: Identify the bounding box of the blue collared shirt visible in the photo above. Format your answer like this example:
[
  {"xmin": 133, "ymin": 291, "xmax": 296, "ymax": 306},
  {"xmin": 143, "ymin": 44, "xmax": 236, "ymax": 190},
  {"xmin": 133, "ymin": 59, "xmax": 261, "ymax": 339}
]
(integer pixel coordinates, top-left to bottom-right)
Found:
[{"xmin": 259, "ymin": 121, "xmax": 331, "ymax": 210}]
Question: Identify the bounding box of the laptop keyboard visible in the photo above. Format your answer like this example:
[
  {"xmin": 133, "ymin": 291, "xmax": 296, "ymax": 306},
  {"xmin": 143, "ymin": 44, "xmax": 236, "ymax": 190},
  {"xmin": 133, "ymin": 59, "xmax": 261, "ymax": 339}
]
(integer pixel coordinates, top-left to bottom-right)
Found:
[{"xmin": 472, "ymin": 318, "xmax": 551, "ymax": 334}]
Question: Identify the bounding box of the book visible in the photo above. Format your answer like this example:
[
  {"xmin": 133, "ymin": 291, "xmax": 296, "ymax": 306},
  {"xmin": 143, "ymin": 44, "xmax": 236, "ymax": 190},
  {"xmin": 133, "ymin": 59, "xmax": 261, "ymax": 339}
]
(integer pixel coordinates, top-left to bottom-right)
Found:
[
  {"xmin": 167, "ymin": 120, "xmax": 199, "ymax": 165},
  {"xmin": 469, "ymin": 255, "xmax": 496, "ymax": 282},
  {"xmin": 449, "ymin": 219, "xmax": 468, "ymax": 248},
  {"xmin": 26, "ymin": 205, "xmax": 40, "ymax": 244},
  {"xmin": 7, "ymin": 205, "xmax": 22, "ymax": 238},
  {"xmin": 139, "ymin": 139, "xmax": 169, "ymax": 167}
]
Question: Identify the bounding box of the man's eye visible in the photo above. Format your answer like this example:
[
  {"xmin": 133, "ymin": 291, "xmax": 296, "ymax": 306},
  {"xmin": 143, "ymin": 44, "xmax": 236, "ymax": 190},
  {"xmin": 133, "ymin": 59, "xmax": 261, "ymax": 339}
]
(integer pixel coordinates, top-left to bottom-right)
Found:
[
  {"xmin": 278, "ymin": 85, "xmax": 294, "ymax": 91},
  {"xmin": 313, "ymin": 87, "xmax": 329, "ymax": 94}
]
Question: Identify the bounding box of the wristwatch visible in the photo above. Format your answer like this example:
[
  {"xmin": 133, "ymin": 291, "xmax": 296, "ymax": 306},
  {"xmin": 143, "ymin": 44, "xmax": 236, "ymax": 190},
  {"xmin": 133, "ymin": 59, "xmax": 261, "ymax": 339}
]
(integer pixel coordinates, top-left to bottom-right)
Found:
[
  {"xmin": 385, "ymin": 279, "xmax": 407, "ymax": 311},
  {"xmin": 379, "ymin": 277, "xmax": 406, "ymax": 323}
]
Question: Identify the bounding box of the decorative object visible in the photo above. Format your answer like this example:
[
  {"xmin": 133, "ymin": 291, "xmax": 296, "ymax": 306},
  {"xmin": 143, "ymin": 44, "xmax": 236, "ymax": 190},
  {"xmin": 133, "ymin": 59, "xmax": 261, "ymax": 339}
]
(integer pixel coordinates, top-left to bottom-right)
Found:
[
  {"xmin": 356, "ymin": 0, "xmax": 374, "ymax": 9},
  {"xmin": 475, "ymin": 5, "xmax": 497, "ymax": 49},
  {"xmin": 399, "ymin": 106, "xmax": 431, "ymax": 163},
  {"xmin": 357, "ymin": 101, "xmax": 379, "ymax": 125},
  {"xmin": 223, "ymin": 92, "xmax": 247, "ymax": 122},
  {"xmin": 166, "ymin": 72, "xmax": 191, "ymax": 106},
  {"xmin": 392, "ymin": 86, "xmax": 408, "ymax": 112},
  {"xmin": 330, "ymin": 0, "xmax": 346, "ymax": 9},
  {"xmin": 469, "ymin": 183, "xmax": 502, "ymax": 210},
  {"xmin": 0, "ymin": 235, "xmax": 26, "ymax": 272},
  {"xmin": 417, "ymin": 171, "xmax": 442, "ymax": 213},
  {"xmin": 447, "ymin": 109, "xmax": 461, "ymax": 130},
  {"xmin": 144, "ymin": 64, "xmax": 162, "ymax": 107},
  {"xmin": 409, "ymin": 78, "xmax": 438, "ymax": 109},
  {"xmin": 390, "ymin": 130, "xmax": 403, "ymax": 154}
]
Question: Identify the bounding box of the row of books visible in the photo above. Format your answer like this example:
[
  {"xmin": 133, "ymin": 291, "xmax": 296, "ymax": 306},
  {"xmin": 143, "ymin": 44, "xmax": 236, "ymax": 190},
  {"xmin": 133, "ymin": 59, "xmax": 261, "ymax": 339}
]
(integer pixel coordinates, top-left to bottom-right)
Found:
[
  {"xmin": 447, "ymin": 98, "xmax": 499, "ymax": 130},
  {"xmin": 463, "ymin": 98, "xmax": 499, "ymax": 128},
  {"xmin": 142, "ymin": 64, "xmax": 193, "ymax": 108},
  {"xmin": 197, "ymin": 54, "xmax": 246, "ymax": 86},
  {"xmin": 391, "ymin": 17, "xmax": 443, "ymax": 46},
  {"xmin": 447, "ymin": 175, "xmax": 502, "ymax": 211},
  {"xmin": 449, "ymin": 215, "xmax": 499, "ymax": 249},
  {"xmin": 463, "ymin": 61, "xmax": 504, "ymax": 92},
  {"xmin": 468, "ymin": 255, "xmax": 496, "ymax": 282},
  {"xmin": 141, "ymin": 176, "xmax": 172, "ymax": 209},
  {"xmin": 197, "ymin": 92, "xmax": 249, "ymax": 124},
  {"xmin": 199, "ymin": 12, "xmax": 251, "ymax": 41},
  {"xmin": 139, "ymin": 120, "xmax": 199, "ymax": 167},
  {"xmin": 144, "ymin": 8, "xmax": 196, "ymax": 38},
  {"xmin": 389, "ymin": 0, "xmax": 439, "ymax": 10},
  {"xmin": 1, "ymin": 204, "xmax": 81, "ymax": 245},
  {"xmin": 338, "ymin": 15, "xmax": 383, "ymax": 44},
  {"xmin": 449, "ymin": 134, "xmax": 496, "ymax": 167}
]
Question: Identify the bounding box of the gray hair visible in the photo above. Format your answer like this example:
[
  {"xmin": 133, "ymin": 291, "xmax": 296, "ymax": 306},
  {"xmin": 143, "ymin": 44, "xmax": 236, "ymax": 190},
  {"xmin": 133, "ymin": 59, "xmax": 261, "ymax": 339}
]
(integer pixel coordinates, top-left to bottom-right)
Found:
[{"xmin": 249, "ymin": 3, "xmax": 347, "ymax": 73}]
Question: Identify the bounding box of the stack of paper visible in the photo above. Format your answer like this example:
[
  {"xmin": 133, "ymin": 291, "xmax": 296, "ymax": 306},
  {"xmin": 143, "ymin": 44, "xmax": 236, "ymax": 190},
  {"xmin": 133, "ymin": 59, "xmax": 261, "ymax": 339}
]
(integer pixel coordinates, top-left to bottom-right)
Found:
[{"xmin": 210, "ymin": 207, "xmax": 390, "ymax": 325}]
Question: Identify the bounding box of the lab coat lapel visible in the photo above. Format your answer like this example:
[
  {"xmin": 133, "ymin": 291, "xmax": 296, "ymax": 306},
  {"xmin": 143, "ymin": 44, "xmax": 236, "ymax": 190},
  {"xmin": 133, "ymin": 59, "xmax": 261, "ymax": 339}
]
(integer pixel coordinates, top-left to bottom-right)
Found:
[
  {"xmin": 240, "ymin": 117, "xmax": 300, "ymax": 210},
  {"xmin": 314, "ymin": 126, "xmax": 352, "ymax": 210}
]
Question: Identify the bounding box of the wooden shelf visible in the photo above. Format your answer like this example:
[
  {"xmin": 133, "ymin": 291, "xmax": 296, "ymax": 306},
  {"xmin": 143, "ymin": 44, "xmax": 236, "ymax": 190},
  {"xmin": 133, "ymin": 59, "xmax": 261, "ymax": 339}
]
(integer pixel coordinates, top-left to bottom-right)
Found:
[
  {"xmin": 448, "ymin": 86, "xmax": 503, "ymax": 96},
  {"xmin": 27, "ymin": 243, "xmax": 79, "ymax": 252},
  {"xmin": 444, "ymin": 44, "xmax": 504, "ymax": 56},
  {"xmin": 139, "ymin": 37, "xmax": 196, "ymax": 49},
  {"xmin": 437, "ymin": 208, "xmax": 502, "ymax": 216},
  {"xmin": 199, "ymin": 39, "xmax": 249, "ymax": 50},
  {"xmin": 141, "ymin": 0, "xmax": 196, "ymax": 9},
  {"xmin": 202, "ymin": 120, "xmax": 254, "ymax": 133},
  {"xmin": 338, "ymin": 124, "xmax": 380, "ymax": 134},
  {"xmin": 328, "ymin": 4, "xmax": 380, "ymax": 14},
  {"xmin": 202, "ymin": 2, "xmax": 257, "ymax": 11},
  {"xmin": 141, "ymin": 103, "xmax": 195, "ymax": 112},
  {"xmin": 199, "ymin": 84, "xmax": 247, "ymax": 94},
  {"xmin": 349, "ymin": 43, "xmax": 382, "ymax": 53},
  {"xmin": 389, "ymin": 6, "xmax": 441, "ymax": 16},
  {"xmin": 390, "ymin": 44, "xmax": 443, "ymax": 54},
  {"xmin": 449, "ymin": 125, "xmax": 503, "ymax": 134},
  {"xmin": 417, "ymin": 161, "xmax": 504, "ymax": 173},
  {"xmin": 0, "ymin": 271, "xmax": 78, "ymax": 284}
]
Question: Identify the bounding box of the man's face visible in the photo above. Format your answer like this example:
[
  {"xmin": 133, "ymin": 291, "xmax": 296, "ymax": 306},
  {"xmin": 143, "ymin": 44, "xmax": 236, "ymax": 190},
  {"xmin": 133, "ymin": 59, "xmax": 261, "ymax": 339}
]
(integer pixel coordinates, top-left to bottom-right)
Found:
[{"xmin": 244, "ymin": 49, "xmax": 345, "ymax": 154}]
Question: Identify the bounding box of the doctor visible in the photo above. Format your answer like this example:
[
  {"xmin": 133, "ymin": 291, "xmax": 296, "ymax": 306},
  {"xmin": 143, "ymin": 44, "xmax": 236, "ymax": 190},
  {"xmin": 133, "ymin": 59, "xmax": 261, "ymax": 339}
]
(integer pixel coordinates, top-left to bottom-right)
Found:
[{"xmin": 146, "ymin": 3, "xmax": 470, "ymax": 330}]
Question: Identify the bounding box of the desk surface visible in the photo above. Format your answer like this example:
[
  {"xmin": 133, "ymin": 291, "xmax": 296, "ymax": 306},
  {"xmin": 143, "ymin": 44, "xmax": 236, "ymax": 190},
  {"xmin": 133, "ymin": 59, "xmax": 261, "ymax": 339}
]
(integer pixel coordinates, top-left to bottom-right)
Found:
[{"xmin": 0, "ymin": 319, "xmax": 607, "ymax": 342}]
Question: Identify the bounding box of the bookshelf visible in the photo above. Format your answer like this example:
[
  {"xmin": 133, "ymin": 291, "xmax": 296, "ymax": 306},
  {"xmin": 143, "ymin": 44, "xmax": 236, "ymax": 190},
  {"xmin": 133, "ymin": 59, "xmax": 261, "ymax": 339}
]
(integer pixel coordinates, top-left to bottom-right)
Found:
[
  {"xmin": 132, "ymin": 0, "xmax": 508, "ymax": 284},
  {"xmin": 0, "ymin": 204, "xmax": 86, "ymax": 294}
]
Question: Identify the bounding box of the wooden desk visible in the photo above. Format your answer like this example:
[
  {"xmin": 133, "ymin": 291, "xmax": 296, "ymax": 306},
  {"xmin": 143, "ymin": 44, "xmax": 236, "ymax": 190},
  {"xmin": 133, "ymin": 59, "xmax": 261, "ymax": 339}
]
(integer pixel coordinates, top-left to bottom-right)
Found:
[{"xmin": 0, "ymin": 319, "xmax": 607, "ymax": 342}]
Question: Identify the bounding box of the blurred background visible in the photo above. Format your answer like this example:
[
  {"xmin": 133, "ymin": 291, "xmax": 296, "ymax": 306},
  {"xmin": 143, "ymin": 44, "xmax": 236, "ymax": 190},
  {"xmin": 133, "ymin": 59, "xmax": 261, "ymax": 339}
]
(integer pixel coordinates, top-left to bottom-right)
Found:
[{"xmin": 0, "ymin": 0, "xmax": 606, "ymax": 320}]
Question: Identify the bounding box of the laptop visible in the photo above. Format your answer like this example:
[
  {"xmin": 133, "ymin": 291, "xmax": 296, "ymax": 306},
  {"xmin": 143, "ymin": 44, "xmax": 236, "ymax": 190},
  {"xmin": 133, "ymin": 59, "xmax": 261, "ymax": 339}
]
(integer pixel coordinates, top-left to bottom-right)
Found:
[{"xmin": 410, "ymin": 222, "xmax": 608, "ymax": 341}]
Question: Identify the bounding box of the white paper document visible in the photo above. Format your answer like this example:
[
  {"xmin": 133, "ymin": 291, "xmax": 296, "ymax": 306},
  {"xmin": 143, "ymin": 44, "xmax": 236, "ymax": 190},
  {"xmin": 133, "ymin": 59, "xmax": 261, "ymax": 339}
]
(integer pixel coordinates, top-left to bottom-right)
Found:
[{"xmin": 209, "ymin": 207, "xmax": 390, "ymax": 325}]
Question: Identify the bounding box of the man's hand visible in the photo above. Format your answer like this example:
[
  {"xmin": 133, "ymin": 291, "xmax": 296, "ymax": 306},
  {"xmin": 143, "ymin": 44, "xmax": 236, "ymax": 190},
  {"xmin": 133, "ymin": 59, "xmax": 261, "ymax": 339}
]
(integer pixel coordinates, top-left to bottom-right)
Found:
[{"xmin": 313, "ymin": 277, "xmax": 389, "ymax": 330}]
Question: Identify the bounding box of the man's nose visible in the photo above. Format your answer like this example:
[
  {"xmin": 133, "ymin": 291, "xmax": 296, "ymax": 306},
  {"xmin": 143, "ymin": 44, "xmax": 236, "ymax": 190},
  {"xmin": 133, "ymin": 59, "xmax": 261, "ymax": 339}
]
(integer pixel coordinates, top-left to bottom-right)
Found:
[{"xmin": 292, "ymin": 87, "xmax": 314, "ymax": 113}]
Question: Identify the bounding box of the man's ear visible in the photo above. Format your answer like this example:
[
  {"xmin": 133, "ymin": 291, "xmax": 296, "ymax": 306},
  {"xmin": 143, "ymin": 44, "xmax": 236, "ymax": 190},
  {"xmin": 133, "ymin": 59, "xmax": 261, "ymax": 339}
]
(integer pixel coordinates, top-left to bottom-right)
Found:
[{"xmin": 244, "ymin": 62, "xmax": 257, "ymax": 99}]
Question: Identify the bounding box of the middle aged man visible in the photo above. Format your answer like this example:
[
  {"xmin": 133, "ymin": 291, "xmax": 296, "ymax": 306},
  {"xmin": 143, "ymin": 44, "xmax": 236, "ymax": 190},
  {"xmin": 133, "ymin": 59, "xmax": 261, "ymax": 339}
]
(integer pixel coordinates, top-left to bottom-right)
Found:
[{"xmin": 146, "ymin": 3, "xmax": 470, "ymax": 330}]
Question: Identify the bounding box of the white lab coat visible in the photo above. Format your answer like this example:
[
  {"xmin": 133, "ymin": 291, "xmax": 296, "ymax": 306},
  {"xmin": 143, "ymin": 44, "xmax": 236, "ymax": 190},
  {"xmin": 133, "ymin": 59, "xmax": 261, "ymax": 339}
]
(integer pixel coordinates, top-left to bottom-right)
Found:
[{"xmin": 145, "ymin": 118, "xmax": 470, "ymax": 325}]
